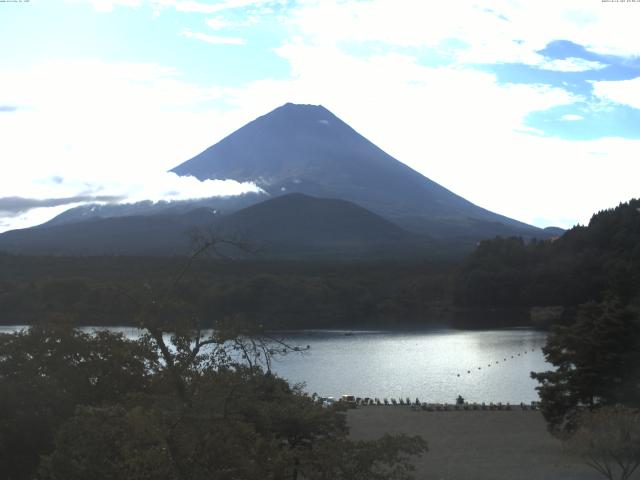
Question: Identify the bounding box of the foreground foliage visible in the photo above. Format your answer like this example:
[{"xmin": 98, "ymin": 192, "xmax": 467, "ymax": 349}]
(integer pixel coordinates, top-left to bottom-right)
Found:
[
  {"xmin": 531, "ymin": 301, "xmax": 640, "ymax": 434},
  {"xmin": 0, "ymin": 322, "xmax": 427, "ymax": 480},
  {"xmin": 565, "ymin": 406, "xmax": 640, "ymax": 480}
]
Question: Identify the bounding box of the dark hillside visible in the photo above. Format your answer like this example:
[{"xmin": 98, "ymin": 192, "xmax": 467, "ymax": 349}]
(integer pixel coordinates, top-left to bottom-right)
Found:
[
  {"xmin": 216, "ymin": 193, "xmax": 422, "ymax": 256},
  {"xmin": 454, "ymin": 198, "xmax": 640, "ymax": 309}
]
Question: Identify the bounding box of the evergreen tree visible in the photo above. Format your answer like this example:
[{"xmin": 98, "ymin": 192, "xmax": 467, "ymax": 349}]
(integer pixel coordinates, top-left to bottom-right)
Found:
[{"xmin": 531, "ymin": 300, "xmax": 640, "ymax": 434}]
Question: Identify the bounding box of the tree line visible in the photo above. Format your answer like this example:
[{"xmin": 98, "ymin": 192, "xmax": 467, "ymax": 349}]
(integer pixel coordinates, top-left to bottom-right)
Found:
[
  {"xmin": 454, "ymin": 199, "xmax": 640, "ymax": 311},
  {"xmin": 0, "ymin": 256, "xmax": 455, "ymax": 329}
]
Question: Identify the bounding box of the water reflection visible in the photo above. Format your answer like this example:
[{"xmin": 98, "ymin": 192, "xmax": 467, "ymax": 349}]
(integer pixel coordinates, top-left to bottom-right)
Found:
[
  {"xmin": 269, "ymin": 329, "xmax": 548, "ymax": 403},
  {"xmin": 0, "ymin": 326, "xmax": 549, "ymax": 403}
]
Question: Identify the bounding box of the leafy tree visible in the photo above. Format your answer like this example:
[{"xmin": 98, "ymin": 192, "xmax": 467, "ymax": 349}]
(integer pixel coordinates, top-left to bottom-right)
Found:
[
  {"xmin": 0, "ymin": 321, "xmax": 157, "ymax": 480},
  {"xmin": 38, "ymin": 406, "xmax": 177, "ymax": 480},
  {"xmin": 531, "ymin": 301, "xmax": 640, "ymax": 434},
  {"xmin": 565, "ymin": 405, "xmax": 640, "ymax": 480}
]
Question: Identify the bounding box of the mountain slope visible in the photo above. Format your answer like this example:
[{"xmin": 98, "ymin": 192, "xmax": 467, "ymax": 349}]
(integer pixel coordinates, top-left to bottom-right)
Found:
[
  {"xmin": 0, "ymin": 102, "xmax": 556, "ymax": 257},
  {"xmin": 216, "ymin": 193, "xmax": 419, "ymax": 254},
  {"xmin": 172, "ymin": 103, "xmax": 545, "ymax": 239},
  {"xmin": 0, "ymin": 209, "xmax": 218, "ymax": 256},
  {"xmin": 40, "ymin": 193, "xmax": 266, "ymax": 228},
  {"xmin": 0, "ymin": 194, "xmax": 425, "ymax": 257}
]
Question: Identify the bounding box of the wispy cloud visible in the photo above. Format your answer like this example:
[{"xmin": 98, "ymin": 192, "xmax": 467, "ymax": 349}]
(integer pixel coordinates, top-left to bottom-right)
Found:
[
  {"xmin": 180, "ymin": 29, "xmax": 246, "ymax": 45},
  {"xmin": 70, "ymin": 0, "xmax": 283, "ymax": 15},
  {"xmin": 67, "ymin": 0, "xmax": 143, "ymax": 13},
  {"xmin": 591, "ymin": 77, "xmax": 640, "ymax": 109},
  {"xmin": 560, "ymin": 114, "xmax": 583, "ymax": 121},
  {"xmin": 0, "ymin": 195, "xmax": 125, "ymax": 217},
  {"xmin": 205, "ymin": 16, "xmax": 229, "ymax": 30},
  {"xmin": 0, "ymin": 59, "xmax": 264, "ymax": 232},
  {"xmin": 288, "ymin": 0, "xmax": 640, "ymax": 63},
  {"xmin": 171, "ymin": 0, "xmax": 269, "ymax": 14},
  {"xmin": 0, "ymin": 172, "xmax": 264, "ymax": 232},
  {"xmin": 537, "ymin": 57, "xmax": 607, "ymax": 73}
]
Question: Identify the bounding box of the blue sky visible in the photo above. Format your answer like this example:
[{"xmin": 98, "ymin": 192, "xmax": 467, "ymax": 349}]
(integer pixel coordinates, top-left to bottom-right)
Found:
[{"xmin": 0, "ymin": 0, "xmax": 639, "ymax": 231}]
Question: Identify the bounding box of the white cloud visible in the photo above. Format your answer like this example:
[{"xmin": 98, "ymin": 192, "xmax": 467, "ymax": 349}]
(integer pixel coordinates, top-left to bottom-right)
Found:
[
  {"xmin": 74, "ymin": 0, "xmax": 280, "ymax": 14},
  {"xmin": 0, "ymin": 59, "xmax": 265, "ymax": 232},
  {"xmin": 287, "ymin": 0, "xmax": 640, "ymax": 64},
  {"xmin": 0, "ymin": 60, "xmax": 223, "ymax": 112},
  {"xmin": 116, "ymin": 172, "xmax": 263, "ymax": 203},
  {"xmin": 591, "ymin": 77, "xmax": 640, "ymax": 110},
  {"xmin": 66, "ymin": 0, "xmax": 143, "ymax": 12},
  {"xmin": 0, "ymin": 173, "xmax": 263, "ymax": 233},
  {"xmin": 164, "ymin": 0, "xmax": 225, "ymax": 13},
  {"xmin": 560, "ymin": 114, "xmax": 583, "ymax": 121},
  {"xmin": 255, "ymin": 43, "xmax": 579, "ymax": 134},
  {"xmin": 167, "ymin": 0, "xmax": 268, "ymax": 14},
  {"xmin": 205, "ymin": 16, "xmax": 229, "ymax": 29},
  {"xmin": 184, "ymin": 0, "xmax": 270, "ymax": 13},
  {"xmin": 71, "ymin": 0, "xmax": 640, "ymax": 63},
  {"xmin": 537, "ymin": 57, "xmax": 607, "ymax": 73},
  {"xmin": 7, "ymin": 1, "xmax": 640, "ymax": 232},
  {"xmin": 180, "ymin": 29, "xmax": 247, "ymax": 45}
]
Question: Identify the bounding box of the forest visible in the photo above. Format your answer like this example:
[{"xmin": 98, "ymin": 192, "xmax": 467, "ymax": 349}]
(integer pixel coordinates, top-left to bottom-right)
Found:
[
  {"xmin": 0, "ymin": 255, "xmax": 455, "ymax": 329},
  {"xmin": 1, "ymin": 199, "xmax": 639, "ymax": 330},
  {"xmin": 455, "ymin": 199, "xmax": 640, "ymax": 313}
]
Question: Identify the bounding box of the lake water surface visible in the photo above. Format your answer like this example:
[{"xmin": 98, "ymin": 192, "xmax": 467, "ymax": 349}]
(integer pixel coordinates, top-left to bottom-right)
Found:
[
  {"xmin": 1, "ymin": 326, "xmax": 549, "ymax": 403},
  {"xmin": 268, "ymin": 329, "xmax": 549, "ymax": 403}
]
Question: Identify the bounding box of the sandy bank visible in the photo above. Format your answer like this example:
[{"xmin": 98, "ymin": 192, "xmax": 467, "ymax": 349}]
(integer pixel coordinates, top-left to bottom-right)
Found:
[{"xmin": 347, "ymin": 406, "xmax": 631, "ymax": 480}]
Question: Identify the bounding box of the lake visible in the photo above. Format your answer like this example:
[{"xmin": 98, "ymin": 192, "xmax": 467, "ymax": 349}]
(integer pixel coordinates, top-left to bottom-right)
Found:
[
  {"xmin": 269, "ymin": 329, "xmax": 548, "ymax": 403},
  {"xmin": 1, "ymin": 326, "xmax": 549, "ymax": 403}
]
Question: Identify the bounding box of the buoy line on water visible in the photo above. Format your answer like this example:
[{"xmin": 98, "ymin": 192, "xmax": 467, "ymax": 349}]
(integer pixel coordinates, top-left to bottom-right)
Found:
[{"xmin": 454, "ymin": 347, "xmax": 538, "ymax": 378}]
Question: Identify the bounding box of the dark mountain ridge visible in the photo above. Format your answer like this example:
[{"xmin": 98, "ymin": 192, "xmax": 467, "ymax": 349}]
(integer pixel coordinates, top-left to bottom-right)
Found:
[
  {"xmin": 215, "ymin": 193, "xmax": 422, "ymax": 256},
  {"xmin": 0, "ymin": 209, "xmax": 217, "ymax": 256},
  {"xmin": 0, "ymin": 194, "xmax": 426, "ymax": 258}
]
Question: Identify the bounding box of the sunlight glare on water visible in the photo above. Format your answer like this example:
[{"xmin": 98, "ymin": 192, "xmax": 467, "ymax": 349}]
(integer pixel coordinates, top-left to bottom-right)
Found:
[
  {"xmin": 0, "ymin": 326, "xmax": 549, "ymax": 403},
  {"xmin": 268, "ymin": 329, "xmax": 548, "ymax": 403}
]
